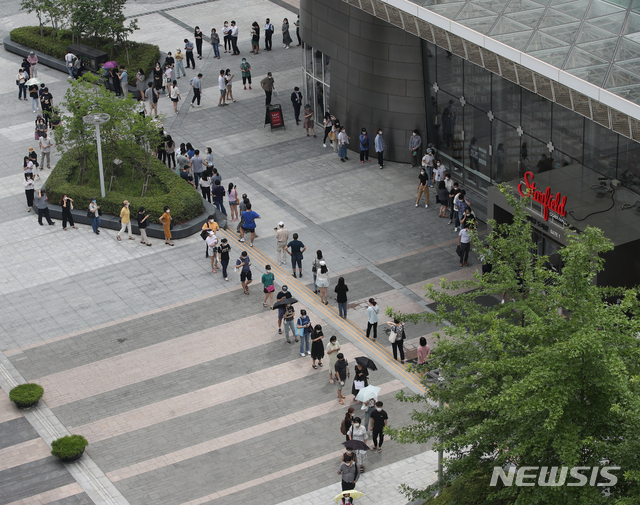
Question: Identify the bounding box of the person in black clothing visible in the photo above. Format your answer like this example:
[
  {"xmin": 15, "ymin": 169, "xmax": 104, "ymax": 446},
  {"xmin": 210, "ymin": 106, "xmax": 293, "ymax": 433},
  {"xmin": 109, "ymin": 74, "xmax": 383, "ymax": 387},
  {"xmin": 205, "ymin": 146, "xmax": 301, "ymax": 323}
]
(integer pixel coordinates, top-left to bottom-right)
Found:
[
  {"xmin": 276, "ymin": 285, "xmax": 292, "ymax": 334},
  {"xmin": 39, "ymin": 88, "xmax": 53, "ymax": 125},
  {"xmin": 60, "ymin": 194, "xmax": 77, "ymax": 231},
  {"xmin": 334, "ymin": 277, "xmax": 349, "ymax": 318},
  {"xmin": 351, "ymin": 362, "xmax": 369, "ymax": 400},
  {"xmin": 291, "ymin": 86, "xmax": 302, "ymax": 124},
  {"xmin": 110, "ymin": 67, "xmax": 122, "ymax": 96},
  {"xmin": 153, "ymin": 62, "xmax": 163, "ymax": 92},
  {"xmin": 137, "ymin": 207, "xmax": 152, "ymax": 246},
  {"xmin": 369, "ymin": 401, "xmax": 388, "ymax": 452},
  {"xmin": 218, "ymin": 237, "xmax": 231, "ymax": 281},
  {"xmin": 448, "ymin": 182, "xmax": 460, "ymax": 225},
  {"xmin": 335, "ymin": 355, "xmax": 350, "ymax": 406},
  {"xmin": 194, "ymin": 27, "xmax": 203, "ymax": 59},
  {"xmin": 264, "ymin": 18, "xmax": 274, "ymax": 50}
]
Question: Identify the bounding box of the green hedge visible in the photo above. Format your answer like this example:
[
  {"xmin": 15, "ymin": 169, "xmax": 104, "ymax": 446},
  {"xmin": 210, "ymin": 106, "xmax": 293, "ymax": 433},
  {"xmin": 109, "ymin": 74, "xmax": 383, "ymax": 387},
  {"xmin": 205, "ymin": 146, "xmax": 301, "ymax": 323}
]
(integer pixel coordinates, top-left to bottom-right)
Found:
[
  {"xmin": 45, "ymin": 145, "xmax": 204, "ymax": 225},
  {"xmin": 11, "ymin": 27, "xmax": 160, "ymax": 86},
  {"xmin": 9, "ymin": 383, "xmax": 44, "ymax": 407},
  {"xmin": 51, "ymin": 435, "xmax": 88, "ymax": 460}
]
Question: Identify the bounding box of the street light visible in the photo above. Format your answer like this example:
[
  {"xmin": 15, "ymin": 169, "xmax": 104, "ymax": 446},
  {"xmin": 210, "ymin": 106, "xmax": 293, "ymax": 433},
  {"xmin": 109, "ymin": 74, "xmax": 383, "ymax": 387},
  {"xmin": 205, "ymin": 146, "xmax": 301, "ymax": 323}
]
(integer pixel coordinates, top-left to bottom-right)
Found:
[{"xmin": 82, "ymin": 112, "xmax": 110, "ymax": 198}]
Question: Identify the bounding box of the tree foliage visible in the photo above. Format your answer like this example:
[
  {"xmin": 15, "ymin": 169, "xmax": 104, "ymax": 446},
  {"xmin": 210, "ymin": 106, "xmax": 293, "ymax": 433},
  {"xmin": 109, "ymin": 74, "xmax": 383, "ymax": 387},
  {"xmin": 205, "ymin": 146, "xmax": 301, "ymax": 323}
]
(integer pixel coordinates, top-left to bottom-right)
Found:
[{"xmin": 387, "ymin": 188, "xmax": 640, "ymax": 505}]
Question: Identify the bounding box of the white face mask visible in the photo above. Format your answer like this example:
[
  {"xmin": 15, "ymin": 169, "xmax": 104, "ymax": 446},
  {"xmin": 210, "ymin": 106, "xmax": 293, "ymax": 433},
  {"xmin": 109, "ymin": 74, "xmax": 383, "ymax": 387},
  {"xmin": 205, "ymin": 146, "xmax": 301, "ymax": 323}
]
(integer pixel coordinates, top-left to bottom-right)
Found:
[
  {"xmin": 354, "ymin": 423, "xmax": 360, "ymax": 428},
  {"xmin": 209, "ymin": 219, "xmax": 214, "ymax": 223},
  {"xmin": 167, "ymin": 209, "xmax": 170, "ymax": 213},
  {"xmin": 376, "ymin": 408, "xmax": 382, "ymax": 412},
  {"xmin": 413, "ymin": 133, "xmax": 417, "ymax": 136}
]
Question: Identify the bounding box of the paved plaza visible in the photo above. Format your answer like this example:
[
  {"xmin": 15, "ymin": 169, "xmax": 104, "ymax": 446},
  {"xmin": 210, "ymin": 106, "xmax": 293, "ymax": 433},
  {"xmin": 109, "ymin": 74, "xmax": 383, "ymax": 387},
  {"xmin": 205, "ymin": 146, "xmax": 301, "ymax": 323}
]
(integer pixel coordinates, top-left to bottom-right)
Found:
[{"xmin": 0, "ymin": 0, "xmax": 483, "ymax": 503}]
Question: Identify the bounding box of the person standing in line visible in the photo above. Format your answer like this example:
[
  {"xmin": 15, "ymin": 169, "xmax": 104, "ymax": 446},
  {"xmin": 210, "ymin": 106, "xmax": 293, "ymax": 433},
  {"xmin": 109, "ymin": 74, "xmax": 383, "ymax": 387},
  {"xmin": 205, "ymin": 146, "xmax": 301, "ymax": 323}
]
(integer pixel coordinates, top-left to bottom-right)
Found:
[
  {"xmin": 366, "ymin": 298, "xmax": 379, "ymax": 340},
  {"xmin": 449, "ymin": 181, "xmax": 460, "ymax": 226},
  {"xmin": 203, "ymin": 147, "xmax": 214, "ymax": 176},
  {"xmin": 352, "ymin": 362, "xmax": 369, "ymax": 402},
  {"xmin": 184, "ymin": 39, "xmax": 195, "ymax": 69},
  {"xmin": 218, "ymin": 237, "xmax": 231, "ymax": 281},
  {"xmin": 60, "ymin": 194, "xmax": 77, "ymax": 231},
  {"xmin": 174, "ymin": 49, "xmax": 186, "ymax": 77},
  {"xmin": 240, "ymin": 202, "xmax": 260, "ymax": 246},
  {"xmin": 211, "ymin": 28, "xmax": 221, "ymax": 59},
  {"xmin": 119, "ymin": 65, "xmax": 128, "ymax": 96},
  {"xmin": 165, "ymin": 51, "xmax": 175, "ymax": 72},
  {"xmin": 347, "ymin": 417, "xmax": 368, "ymax": 473},
  {"xmin": 16, "ymin": 69, "xmax": 27, "ymax": 101},
  {"xmin": 250, "ymin": 22, "xmax": 260, "ymax": 54},
  {"xmin": 458, "ymin": 222, "xmax": 471, "ymax": 267},
  {"xmin": 316, "ymin": 260, "xmax": 330, "ymax": 305},
  {"xmin": 409, "ymin": 129, "xmax": 422, "ymax": 167},
  {"xmin": 417, "ymin": 337, "xmax": 431, "ymax": 365},
  {"xmin": 218, "ymin": 70, "xmax": 227, "ymax": 107},
  {"xmin": 199, "ymin": 172, "xmax": 211, "ymax": 202},
  {"xmin": 39, "ymin": 134, "xmax": 52, "ymax": 169},
  {"xmin": 190, "ymin": 149, "xmax": 204, "ymax": 188},
  {"xmin": 230, "ymin": 21, "xmax": 240, "ymax": 55},
  {"xmin": 276, "ymin": 285, "xmax": 292, "ymax": 334},
  {"xmin": 260, "ymin": 72, "xmax": 274, "ymax": 106},
  {"xmin": 194, "ymin": 26, "xmax": 203, "ymax": 60},
  {"xmin": 159, "ymin": 205, "xmax": 174, "ymax": 246},
  {"xmin": 136, "ymin": 68, "xmax": 146, "ymax": 101},
  {"xmin": 23, "ymin": 156, "xmax": 35, "ymax": 181},
  {"xmin": 454, "ymin": 189, "xmax": 470, "ymax": 232},
  {"xmin": 205, "ymin": 230, "xmax": 218, "ymax": 273},
  {"xmin": 110, "ymin": 66, "xmax": 122, "ymax": 96},
  {"xmin": 332, "ymin": 117, "xmax": 341, "ymax": 153},
  {"xmin": 326, "ymin": 335, "xmax": 340, "ymax": 383},
  {"xmin": 374, "ymin": 128, "xmax": 385, "ymax": 169},
  {"xmin": 35, "ymin": 189, "xmax": 54, "ymax": 226},
  {"xmin": 164, "ymin": 64, "xmax": 172, "ymax": 96},
  {"xmin": 39, "ymin": 87, "xmax": 54, "ymax": 125},
  {"xmin": 358, "ymin": 128, "xmax": 370, "ymax": 163},
  {"xmin": 136, "ymin": 207, "xmax": 152, "ymax": 246},
  {"xmin": 437, "ymin": 181, "xmax": 449, "ymax": 217},
  {"xmin": 281, "ymin": 18, "xmax": 293, "ymax": 48},
  {"xmin": 291, "ymin": 86, "xmax": 302, "ymax": 124},
  {"xmin": 145, "ymin": 82, "xmax": 159, "ymax": 118},
  {"xmin": 165, "ymin": 135, "xmax": 177, "ymax": 169},
  {"xmin": 370, "ymin": 401, "xmax": 389, "ymax": 453},
  {"xmin": 335, "ymin": 356, "xmax": 350, "ymax": 405},
  {"xmin": 297, "ymin": 309, "xmax": 311, "ymax": 357},
  {"xmin": 222, "ymin": 21, "xmax": 231, "ymax": 53},
  {"xmin": 275, "ymin": 221, "xmax": 289, "ymax": 265},
  {"xmin": 337, "ymin": 455, "xmax": 359, "ymax": 492},
  {"xmin": 190, "ymin": 73, "xmax": 202, "ymax": 107},
  {"xmin": 64, "ymin": 51, "xmax": 76, "ymax": 78},
  {"xmin": 310, "ymin": 324, "xmax": 324, "ymax": 369},
  {"xmin": 322, "ymin": 112, "xmax": 334, "ymax": 148},
  {"xmin": 228, "ymin": 183, "xmax": 239, "ymax": 221},
  {"xmin": 264, "ymin": 18, "xmax": 274, "ymax": 50},
  {"xmin": 240, "ymin": 58, "xmax": 252, "ymax": 90},
  {"xmin": 27, "ymin": 51, "xmax": 38, "ymax": 77},
  {"xmin": 286, "ymin": 232, "xmax": 306, "ymax": 278},
  {"xmin": 295, "ymin": 14, "xmax": 301, "ymax": 46},
  {"xmin": 24, "ymin": 174, "xmax": 35, "ymax": 212},
  {"xmin": 89, "ymin": 197, "xmax": 100, "ymax": 234},
  {"xmin": 341, "ymin": 406, "xmax": 355, "ymax": 439},
  {"xmin": 212, "ymin": 179, "xmax": 227, "ymax": 215},
  {"xmin": 337, "ymin": 126, "xmax": 349, "ymax": 161},
  {"xmin": 433, "ymin": 159, "xmax": 445, "ymax": 190},
  {"xmin": 415, "ymin": 166, "xmax": 429, "ymax": 208},
  {"xmin": 303, "ymin": 104, "xmax": 316, "ymax": 137},
  {"xmin": 282, "ymin": 303, "xmax": 296, "ymax": 343},
  {"xmin": 422, "ymin": 148, "xmax": 434, "ymax": 187},
  {"xmin": 311, "ymin": 250, "xmax": 323, "ymax": 293},
  {"xmin": 116, "ymin": 200, "xmax": 134, "ymax": 241},
  {"xmin": 334, "ymin": 277, "xmax": 349, "ymax": 318},
  {"xmin": 262, "ymin": 264, "xmax": 275, "ymax": 308},
  {"xmin": 236, "ymin": 250, "xmax": 252, "ymax": 294},
  {"xmin": 388, "ymin": 317, "xmax": 406, "ymax": 363},
  {"xmin": 225, "ymin": 69, "xmax": 235, "ymax": 102},
  {"xmin": 28, "ymin": 83, "xmax": 39, "ymax": 112}
]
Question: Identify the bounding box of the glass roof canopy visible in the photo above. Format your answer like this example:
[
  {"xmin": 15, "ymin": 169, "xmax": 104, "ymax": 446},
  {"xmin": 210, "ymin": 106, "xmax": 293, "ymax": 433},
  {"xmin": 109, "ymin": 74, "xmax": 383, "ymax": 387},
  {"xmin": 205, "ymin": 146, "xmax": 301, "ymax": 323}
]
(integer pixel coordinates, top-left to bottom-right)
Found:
[{"xmin": 417, "ymin": 0, "xmax": 640, "ymax": 104}]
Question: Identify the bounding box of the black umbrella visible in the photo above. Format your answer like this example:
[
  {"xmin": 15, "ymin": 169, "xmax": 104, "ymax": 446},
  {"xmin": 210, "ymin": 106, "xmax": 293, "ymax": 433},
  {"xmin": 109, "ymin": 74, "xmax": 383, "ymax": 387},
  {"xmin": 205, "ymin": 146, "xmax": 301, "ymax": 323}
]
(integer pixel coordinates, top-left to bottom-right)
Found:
[
  {"xmin": 272, "ymin": 297, "xmax": 298, "ymax": 310},
  {"xmin": 343, "ymin": 440, "xmax": 370, "ymax": 451},
  {"xmin": 355, "ymin": 357, "xmax": 378, "ymax": 371}
]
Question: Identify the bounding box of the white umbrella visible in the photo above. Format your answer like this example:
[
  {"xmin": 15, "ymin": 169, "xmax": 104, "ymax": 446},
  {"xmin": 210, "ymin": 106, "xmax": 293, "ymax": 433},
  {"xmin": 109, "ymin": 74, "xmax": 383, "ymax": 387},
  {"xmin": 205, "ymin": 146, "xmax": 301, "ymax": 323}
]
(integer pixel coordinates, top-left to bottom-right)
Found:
[
  {"xmin": 355, "ymin": 385, "xmax": 380, "ymax": 403},
  {"xmin": 26, "ymin": 78, "xmax": 41, "ymax": 86}
]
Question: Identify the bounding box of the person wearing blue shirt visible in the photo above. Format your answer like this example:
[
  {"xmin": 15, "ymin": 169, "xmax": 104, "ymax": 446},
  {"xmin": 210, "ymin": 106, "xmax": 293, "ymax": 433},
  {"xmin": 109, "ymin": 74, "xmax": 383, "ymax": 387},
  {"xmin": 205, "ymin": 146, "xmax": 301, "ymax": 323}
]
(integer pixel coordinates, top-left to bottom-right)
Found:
[
  {"xmin": 286, "ymin": 233, "xmax": 307, "ymax": 278},
  {"xmin": 359, "ymin": 128, "xmax": 370, "ymax": 164},
  {"xmin": 212, "ymin": 179, "xmax": 227, "ymax": 215},
  {"xmin": 240, "ymin": 203, "xmax": 260, "ymax": 246},
  {"xmin": 374, "ymin": 129, "xmax": 385, "ymax": 169},
  {"xmin": 184, "ymin": 38, "xmax": 196, "ymax": 69}
]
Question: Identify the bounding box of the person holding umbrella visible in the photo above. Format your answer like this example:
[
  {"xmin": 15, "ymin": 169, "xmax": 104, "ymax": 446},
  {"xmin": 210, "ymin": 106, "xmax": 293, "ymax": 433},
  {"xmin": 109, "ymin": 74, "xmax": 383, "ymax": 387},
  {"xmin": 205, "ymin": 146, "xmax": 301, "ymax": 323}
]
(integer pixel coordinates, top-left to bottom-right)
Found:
[
  {"xmin": 351, "ymin": 362, "xmax": 369, "ymax": 402},
  {"xmin": 347, "ymin": 417, "xmax": 368, "ymax": 473},
  {"xmin": 334, "ymin": 490, "xmax": 364, "ymax": 504},
  {"xmin": 310, "ymin": 324, "xmax": 324, "ymax": 369}
]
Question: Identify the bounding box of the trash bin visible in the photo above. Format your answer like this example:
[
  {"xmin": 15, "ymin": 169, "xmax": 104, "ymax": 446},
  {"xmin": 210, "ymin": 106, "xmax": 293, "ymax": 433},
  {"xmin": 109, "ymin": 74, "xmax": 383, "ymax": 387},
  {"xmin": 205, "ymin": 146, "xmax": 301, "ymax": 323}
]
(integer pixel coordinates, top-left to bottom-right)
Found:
[{"xmin": 264, "ymin": 104, "xmax": 285, "ymax": 131}]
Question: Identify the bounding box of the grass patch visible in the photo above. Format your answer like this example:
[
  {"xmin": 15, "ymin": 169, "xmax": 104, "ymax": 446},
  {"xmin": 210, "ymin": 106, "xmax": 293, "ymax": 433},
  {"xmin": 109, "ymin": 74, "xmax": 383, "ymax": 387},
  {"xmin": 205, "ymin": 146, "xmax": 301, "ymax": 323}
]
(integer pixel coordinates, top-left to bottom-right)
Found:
[
  {"xmin": 9, "ymin": 383, "xmax": 44, "ymax": 408},
  {"xmin": 51, "ymin": 435, "xmax": 88, "ymax": 460}
]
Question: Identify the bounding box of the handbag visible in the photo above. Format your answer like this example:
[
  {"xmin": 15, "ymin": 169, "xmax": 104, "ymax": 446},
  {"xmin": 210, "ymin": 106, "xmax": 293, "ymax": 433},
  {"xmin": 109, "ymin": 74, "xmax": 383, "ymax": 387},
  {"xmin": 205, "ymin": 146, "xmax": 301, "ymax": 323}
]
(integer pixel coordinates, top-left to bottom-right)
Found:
[
  {"xmin": 266, "ymin": 284, "xmax": 275, "ymax": 292},
  {"xmin": 200, "ymin": 230, "xmax": 208, "ymax": 240},
  {"xmin": 86, "ymin": 209, "xmax": 93, "ymax": 218},
  {"xmin": 35, "ymin": 131, "xmax": 39, "ymax": 140},
  {"xmin": 329, "ymin": 131, "xmax": 336, "ymax": 141},
  {"xmin": 295, "ymin": 325, "xmax": 304, "ymax": 337},
  {"xmin": 353, "ymin": 380, "xmax": 365, "ymax": 390},
  {"xmin": 456, "ymin": 245, "xmax": 462, "ymax": 256},
  {"xmin": 389, "ymin": 329, "xmax": 397, "ymax": 343}
]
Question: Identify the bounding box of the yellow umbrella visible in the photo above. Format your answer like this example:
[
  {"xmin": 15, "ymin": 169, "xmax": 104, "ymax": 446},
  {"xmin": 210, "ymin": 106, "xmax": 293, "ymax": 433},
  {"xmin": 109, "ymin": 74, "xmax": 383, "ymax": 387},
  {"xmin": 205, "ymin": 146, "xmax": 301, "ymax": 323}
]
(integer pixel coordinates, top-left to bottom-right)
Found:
[{"xmin": 333, "ymin": 490, "xmax": 364, "ymax": 502}]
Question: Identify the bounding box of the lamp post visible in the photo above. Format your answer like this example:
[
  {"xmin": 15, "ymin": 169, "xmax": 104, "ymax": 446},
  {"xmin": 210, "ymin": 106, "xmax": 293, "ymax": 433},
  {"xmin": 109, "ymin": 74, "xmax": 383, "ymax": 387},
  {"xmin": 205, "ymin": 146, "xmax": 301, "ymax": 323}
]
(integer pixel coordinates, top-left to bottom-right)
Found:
[{"xmin": 82, "ymin": 113, "xmax": 110, "ymax": 198}]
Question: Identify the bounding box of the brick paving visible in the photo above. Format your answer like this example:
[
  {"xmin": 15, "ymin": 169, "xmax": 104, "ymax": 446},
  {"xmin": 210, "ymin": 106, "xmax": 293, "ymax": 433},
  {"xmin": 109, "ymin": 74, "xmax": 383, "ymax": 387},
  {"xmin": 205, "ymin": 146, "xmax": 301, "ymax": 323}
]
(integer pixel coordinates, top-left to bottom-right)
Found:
[{"xmin": 0, "ymin": 0, "xmax": 488, "ymax": 503}]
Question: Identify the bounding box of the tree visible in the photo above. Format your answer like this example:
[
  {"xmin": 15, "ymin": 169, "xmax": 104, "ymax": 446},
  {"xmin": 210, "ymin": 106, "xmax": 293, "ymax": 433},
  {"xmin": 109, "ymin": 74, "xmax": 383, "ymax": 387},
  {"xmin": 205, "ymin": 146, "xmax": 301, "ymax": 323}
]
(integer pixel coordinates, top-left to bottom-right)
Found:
[
  {"xmin": 387, "ymin": 188, "xmax": 640, "ymax": 505},
  {"xmin": 20, "ymin": 0, "xmax": 46, "ymax": 36}
]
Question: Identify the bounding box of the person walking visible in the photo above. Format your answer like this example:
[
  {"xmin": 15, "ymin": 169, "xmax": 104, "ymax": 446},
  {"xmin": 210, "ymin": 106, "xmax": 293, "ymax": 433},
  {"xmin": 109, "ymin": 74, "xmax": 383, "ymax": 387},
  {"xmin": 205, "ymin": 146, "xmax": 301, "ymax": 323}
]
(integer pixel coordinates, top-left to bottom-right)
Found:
[
  {"xmin": 135, "ymin": 207, "xmax": 151, "ymax": 246},
  {"xmin": 230, "ymin": 21, "xmax": 240, "ymax": 55},
  {"xmin": 326, "ymin": 335, "xmax": 340, "ymax": 383},
  {"xmin": 228, "ymin": 183, "xmax": 239, "ymax": 221},
  {"xmin": 276, "ymin": 285, "xmax": 292, "ymax": 335},
  {"xmin": 316, "ymin": 260, "xmax": 330, "ymax": 305},
  {"xmin": 206, "ymin": 230, "xmax": 219, "ymax": 273},
  {"xmin": 264, "ymin": 18, "xmax": 274, "ymax": 50},
  {"xmin": 190, "ymin": 73, "xmax": 202, "ymax": 107},
  {"xmin": 415, "ymin": 167, "xmax": 429, "ymax": 208},
  {"xmin": 24, "ymin": 174, "xmax": 35, "ymax": 212},
  {"xmin": 211, "ymin": 28, "xmax": 221, "ymax": 59},
  {"xmin": 458, "ymin": 222, "xmax": 471, "ymax": 267},
  {"xmin": 174, "ymin": 49, "xmax": 186, "ymax": 77},
  {"xmin": 303, "ymin": 104, "xmax": 316, "ymax": 137},
  {"xmin": 16, "ymin": 69, "xmax": 27, "ymax": 101},
  {"xmin": 347, "ymin": 417, "xmax": 368, "ymax": 473},
  {"xmin": 337, "ymin": 455, "xmax": 359, "ymax": 492},
  {"xmin": 27, "ymin": 51, "xmax": 38, "ymax": 77},
  {"xmin": 275, "ymin": 221, "xmax": 289, "ymax": 265},
  {"xmin": 184, "ymin": 39, "xmax": 196, "ymax": 68},
  {"xmin": 335, "ymin": 356, "xmax": 350, "ymax": 405},
  {"xmin": 374, "ymin": 129, "xmax": 385, "ymax": 169},
  {"xmin": 358, "ymin": 128, "xmax": 370, "ymax": 163},
  {"xmin": 240, "ymin": 58, "xmax": 252, "ymax": 90},
  {"xmin": 282, "ymin": 303, "xmax": 296, "ymax": 343},
  {"xmin": 35, "ymin": 189, "xmax": 54, "ymax": 226},
  {"xmin": 218, "ymin": 70, "xmax": 227, "ymax": 107},
  {"xmin": 222, "ymin": 21, "xmax": 231, "ymax": 53},
  {"xmin": 365, "ymin": 298, "xmax": 379, "ymax": 340},
  {"xmin": 240, "ymin": 202, "xmax": 260, "ymax": 246},
  {"xmin": 310, "ymin": 324, "xmax": 324, "ymax": 369},
  {"xmin": 291, "ymin": 86, "xmax": 302, "ymax": 124},
  {"xmin": 335, "ymin": 277, "xmax": 349, "ymax": 318},
  {"xmin": 159, "ymin": 205, "xmax": 174, "ymax": 246},
  {"xmin": 260, "ymin": 72, "xmax": 274, "ymax": 106},
  {"xmin": 281, "ymin": 18, "xmax": 293, "ymax": 48},
  {"xmin": 262, "ymin": 264, "xmax": 275, "ymax": 308},
  {"xmin": 218, "ymin": 237, "xmax": 231, "ymax": 281},
  {"xmin": 387, "ymin": 318, "xmax": 405, "ymax": 363},
  {"xmin": 296, "ymin": 309, "xmax": 311, "ymax": 357},
  {"xmin": 370, "ymin": 401, "xmax": 388, "ymax": 453},
  {"xmin": 409, "ymin": 129, "xmax": 422, "ymax": 167},
  {"xmin": 39, "ymin": 134, "xmax": 52, "ymax": 169},
  {"xmin": 60, "ymin": 194, "xmax": 77, "ymax": 231},
  {"xmin": 337, "ymin": 126, "xmax": 349, "ymax": 161},
  {"xmin": 194, "ymin": 26, "xmax": 203, "ymax": 60},
  {"xmin": 225, "ymin": 69, "xmax": 235, "ymax": 102},
  {"xmin": 286, "ymin": 232, "xmax": 306, "ymax": 278},
  {"xmin": 236, "ymin": 250, "xmax": 252, "ymax": 294},
  {"xmin": 199, "ymin": 172, "xmax": 211, "ymax": 202},
  {"xmin": 170, "ymin": 81, "xmax": 181, "ymax": 114},
  {"xmin": 89, "ymin": 197, "xmax": 100, "ymax": 234},
  {"xmin": 117, "ymin": 200, "xmax": 133, "ymax": 241}
]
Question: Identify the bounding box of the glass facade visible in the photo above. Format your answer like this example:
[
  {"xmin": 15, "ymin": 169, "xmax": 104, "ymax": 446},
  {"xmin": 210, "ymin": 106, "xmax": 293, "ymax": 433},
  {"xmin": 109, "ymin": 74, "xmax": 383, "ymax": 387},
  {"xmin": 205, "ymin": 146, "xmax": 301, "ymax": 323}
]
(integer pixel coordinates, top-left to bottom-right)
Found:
[
  {"xmin": 302, "ymin": 43, "xmax": 330, "ymax": 124},
  {"xmin": 423, "ymin": 39, "xmax": 640, "ymax": 195}
]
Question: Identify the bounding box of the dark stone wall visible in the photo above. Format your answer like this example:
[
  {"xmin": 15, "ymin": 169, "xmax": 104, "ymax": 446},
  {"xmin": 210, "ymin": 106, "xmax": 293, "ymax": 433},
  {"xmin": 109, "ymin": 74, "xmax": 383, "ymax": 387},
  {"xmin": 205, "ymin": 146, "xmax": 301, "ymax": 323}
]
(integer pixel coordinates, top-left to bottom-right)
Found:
[{"xmin": 300, "ymin": 0, "xmax": 426, "ymax": 163}]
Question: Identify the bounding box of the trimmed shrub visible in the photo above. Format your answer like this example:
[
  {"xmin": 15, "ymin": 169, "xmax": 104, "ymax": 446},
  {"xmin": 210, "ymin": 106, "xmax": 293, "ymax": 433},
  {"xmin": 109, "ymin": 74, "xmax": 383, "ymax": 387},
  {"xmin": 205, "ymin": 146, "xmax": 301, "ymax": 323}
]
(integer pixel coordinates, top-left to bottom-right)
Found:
[
  {"xmin": 51, "ymin": 435, "xmax": 88, "ymax": 460},
  {"xmin": 45, "ymin": 145, "xmax": 204, "ymax": 225},
  {"xmin": 9, "ymin": 383, "xmax": 44, "ymax": 408},
  {"xmin": 10, "ymin": 27, "xmax": 160, "ymax": 86}
]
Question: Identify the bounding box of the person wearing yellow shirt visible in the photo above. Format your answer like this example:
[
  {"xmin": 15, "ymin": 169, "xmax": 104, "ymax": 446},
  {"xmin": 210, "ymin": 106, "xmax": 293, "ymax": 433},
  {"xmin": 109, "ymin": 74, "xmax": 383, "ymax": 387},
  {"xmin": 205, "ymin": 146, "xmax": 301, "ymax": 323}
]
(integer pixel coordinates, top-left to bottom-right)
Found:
[{"xmin": 117, "ymin": 200, "xmax": 134, "ymax": 241}]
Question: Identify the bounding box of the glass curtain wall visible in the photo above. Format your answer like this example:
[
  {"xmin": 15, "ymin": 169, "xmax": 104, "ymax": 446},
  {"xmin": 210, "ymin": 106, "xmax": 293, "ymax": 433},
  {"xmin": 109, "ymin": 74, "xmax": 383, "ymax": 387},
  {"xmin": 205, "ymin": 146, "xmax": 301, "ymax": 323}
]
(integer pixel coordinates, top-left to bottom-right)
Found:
[
  {"xmin": 302, "ymin": 43, "xmax": 330, "ymax": 125},
  {"xmin": 423, "ymin": 40, "xmax": 640, "ymax": 195}
]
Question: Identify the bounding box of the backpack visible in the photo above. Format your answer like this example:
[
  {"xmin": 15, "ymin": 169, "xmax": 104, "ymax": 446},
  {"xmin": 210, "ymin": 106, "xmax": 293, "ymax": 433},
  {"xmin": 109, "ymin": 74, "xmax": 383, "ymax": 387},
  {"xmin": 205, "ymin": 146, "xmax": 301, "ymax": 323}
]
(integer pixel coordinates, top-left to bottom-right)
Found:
[{"xmin": 340, "ymin": 418, "xmax": 347, "ymax": 435}]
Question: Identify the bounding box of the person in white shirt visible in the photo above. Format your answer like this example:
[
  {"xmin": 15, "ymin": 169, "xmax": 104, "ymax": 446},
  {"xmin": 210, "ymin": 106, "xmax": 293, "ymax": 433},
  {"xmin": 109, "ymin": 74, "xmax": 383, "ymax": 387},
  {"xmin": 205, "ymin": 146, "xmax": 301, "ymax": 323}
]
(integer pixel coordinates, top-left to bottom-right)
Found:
[
  {"xmin": 24, "ymin": 174, "xmax": 35, "ymax": 211},
  {"xmin": 230, "ymin": 21, "xmax": 240, "ymax": 55},
  {"xmin": 64, "ymin": 51, "xmax": 76, "ymax": 78},
  {"xmin": 218, "ymin": 70, "xmax": 227, "ymax": 106},
  {"xmin": 170, "ymin": 80, "xmax": 181, "ymax": 114},
  {"xmin": 264, "ymin": 19, "xmax": 274, "ymax": 50},
  {"xmin": 39, "ymin": 134, "xmax": 53, "ymax": 169},
  {"xmin": 222, "ymin": 21, "xmax": 231, "ymax": 53},
  {"xmin": 433, "ymin": 160, "xmax": 445, "ymax": 187},
  {"xmin": 205, "ymin": 231, "xmax": 219, "ymax": 273},
  {"xmin": 421, "ymin": 148, "xmax": 434, "ymax": 186}
]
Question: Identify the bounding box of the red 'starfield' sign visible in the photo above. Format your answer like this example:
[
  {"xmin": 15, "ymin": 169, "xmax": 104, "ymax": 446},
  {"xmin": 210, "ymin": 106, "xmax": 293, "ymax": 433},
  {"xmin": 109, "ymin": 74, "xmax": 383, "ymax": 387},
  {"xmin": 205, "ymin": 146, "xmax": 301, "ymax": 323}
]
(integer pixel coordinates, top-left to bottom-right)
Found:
[
  {"xmin": 517, "ymin": 171, "xmax": 567, "ymax": 221},
  {"xmin": 270, "ymin": 110, "xmax": 283, "ymax": 127}
]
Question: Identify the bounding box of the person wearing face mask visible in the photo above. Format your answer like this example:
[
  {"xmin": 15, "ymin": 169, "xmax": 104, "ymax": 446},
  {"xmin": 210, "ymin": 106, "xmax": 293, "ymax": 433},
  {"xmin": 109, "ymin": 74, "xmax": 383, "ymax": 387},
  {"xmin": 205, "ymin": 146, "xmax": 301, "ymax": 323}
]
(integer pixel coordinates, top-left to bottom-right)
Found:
[
  {"xmin": 433, "ymin": 159, "xmax": 445, "ymax": 189},
  {"xmin": 421, "ymin": 148, "xmax": 434, "ymax": 186},
  {"xmin": 409, "ymin": 129, "xmax": 422, "ymax": 167},
  {"xmin": 153, "ymin": 62, "xmax": 163, "ymax": 92},
  {"xmin": 358, "ymin": 128, "xmax": 370, "ymax": 163},
  {"xmin": 117, "ymin": 200, "xmax": 133, "ymax": 241},
  {"xmin": 206, "ymin": 231, "xmax": 219, "ymax": 273},
  {"xmin": 194, "ymin": 26, "xmax": 203, "ymax": 60},
  {"xmin": 159, "ymin": 205, "xmax": 174, "ymax": 246},
  {"xmin": 374, "ymin": 129, "xmax": 385, "ymax": 169},
  {"xmin": 264, "ymin": 18, "xmax": 274, "ymax": 50},
  {"xmin": 60, "ymin": 194, "xmax": 76, "ymax": 231},
  {"xmin": 240, "ymin": 58, "xmax": 252, "ymax": 90},
  {"xmin": 174, "ymin": 49, "xmax": 186, "ymax": 78},
  {"xmin": 347, "ymin": 416, "xmax": 368, "ymax": 473},
  {"xmin": 222, "ymin": 21, "xmax": 231, "ymax": 53},
  {"xmin": 369, "ymin": 401, "xmax": 388, "ymax": 453},
  {"xmin": 416, "ymin": 167, "xmax": 429, "ymax": 208},
  {"xmin": 335, "ymin": 353, "xmax": 349, "ymax": 404},
  {"xmin": 337, "ymin": 454, "xmax": 359, "ymax": 491}
]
